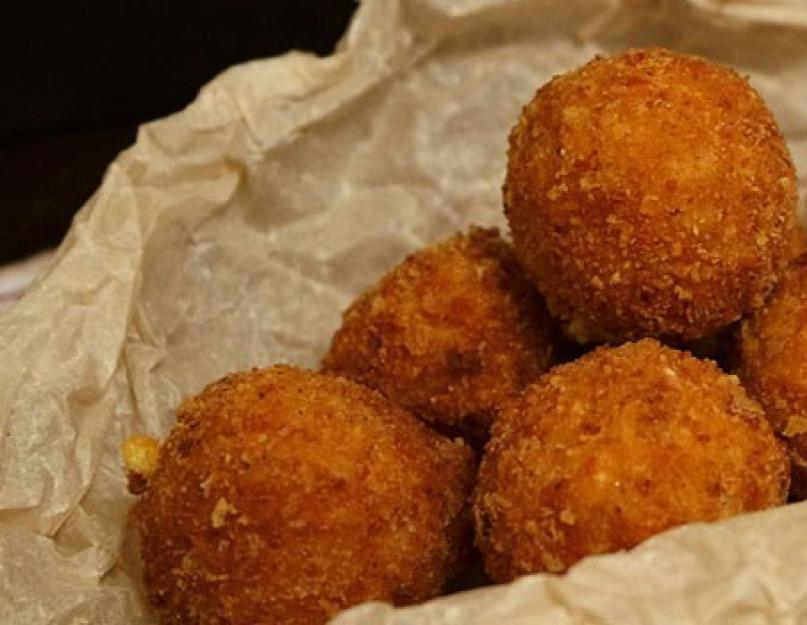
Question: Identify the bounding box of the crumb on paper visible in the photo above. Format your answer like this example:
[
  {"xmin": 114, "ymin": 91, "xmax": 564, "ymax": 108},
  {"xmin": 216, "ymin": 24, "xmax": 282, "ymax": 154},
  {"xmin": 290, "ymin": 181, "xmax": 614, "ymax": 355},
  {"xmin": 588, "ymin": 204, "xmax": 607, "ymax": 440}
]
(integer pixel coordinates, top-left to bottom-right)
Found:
[{"xmin": 122, "ymin": 435, "xmax": 160, "ymax": 495}]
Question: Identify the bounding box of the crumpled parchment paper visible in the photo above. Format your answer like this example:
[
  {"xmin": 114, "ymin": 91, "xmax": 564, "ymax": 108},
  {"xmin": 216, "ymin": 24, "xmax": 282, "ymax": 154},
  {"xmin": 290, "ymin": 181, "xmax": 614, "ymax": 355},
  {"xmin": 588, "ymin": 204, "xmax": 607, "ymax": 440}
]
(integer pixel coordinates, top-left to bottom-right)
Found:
[
  {"xmin": 0, "ymin": 251, "xmax": 52, "ymax": 312},
  {"xmin": 2, "ymin": 0, "xmax": 807, "ymax": 623}
]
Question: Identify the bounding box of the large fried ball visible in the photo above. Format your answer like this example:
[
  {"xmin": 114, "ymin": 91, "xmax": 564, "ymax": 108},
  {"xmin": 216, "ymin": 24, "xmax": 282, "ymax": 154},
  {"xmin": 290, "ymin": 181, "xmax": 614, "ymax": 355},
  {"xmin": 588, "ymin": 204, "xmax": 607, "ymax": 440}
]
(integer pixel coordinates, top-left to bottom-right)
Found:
[
  {"xmin": 474, "ymin": 339, "xmax": 788, "ymax": 580},
  {"xmin": 322, "ymin": 227, "xmax": 554, "ymax": 435},
  {"xmin": 133, "ymin": 366, "xmax": 474, "ymax": 625},
  {"xmin": 505, "ymin": 47, "xmax": 799, "ymax": 343},
  {"xmin": 739, "ymin": 254, "xmax": 807, "ymax": 500}
]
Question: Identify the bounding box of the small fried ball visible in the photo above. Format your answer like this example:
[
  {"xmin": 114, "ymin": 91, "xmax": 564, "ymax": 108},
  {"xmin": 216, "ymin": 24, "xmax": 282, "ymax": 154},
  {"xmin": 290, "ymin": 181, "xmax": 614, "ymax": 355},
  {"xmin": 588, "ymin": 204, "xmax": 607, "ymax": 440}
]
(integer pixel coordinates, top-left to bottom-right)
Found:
[
  {"xmin": 739, "ymin": 254, "xmax": 807, "ymax": 500},
  {"xmin": 505, "ymin": 47, "xmax": 799, "ymax": 343},
  {"xmin": 322, "ymin": 227, "xmax": 554, "ymax": 435},
  {"xmin": 474, "ymin": 339, "xmax": 788, "ymax": 580},
  {"xmin": 133, "ymin": 366, "xmax": 474, "ymax": 625}
]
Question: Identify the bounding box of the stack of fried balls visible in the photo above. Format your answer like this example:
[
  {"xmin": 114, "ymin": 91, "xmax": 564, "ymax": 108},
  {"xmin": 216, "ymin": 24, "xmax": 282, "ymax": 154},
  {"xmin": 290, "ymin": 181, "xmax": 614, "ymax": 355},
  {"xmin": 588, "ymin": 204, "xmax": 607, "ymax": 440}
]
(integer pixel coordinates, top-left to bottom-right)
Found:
[{"xmin": 124, "ymin": 48, "xmax": 806, "ymax": 625}]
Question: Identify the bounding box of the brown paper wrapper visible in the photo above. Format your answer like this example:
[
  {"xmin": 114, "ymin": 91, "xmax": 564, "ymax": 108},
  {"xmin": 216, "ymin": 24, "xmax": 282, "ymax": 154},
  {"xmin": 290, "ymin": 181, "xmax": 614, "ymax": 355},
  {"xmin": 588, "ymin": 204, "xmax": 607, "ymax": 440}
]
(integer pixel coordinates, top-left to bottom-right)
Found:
[{"xmin": 2, "ymin": 0, "xmax": 807, "ymax": 623}]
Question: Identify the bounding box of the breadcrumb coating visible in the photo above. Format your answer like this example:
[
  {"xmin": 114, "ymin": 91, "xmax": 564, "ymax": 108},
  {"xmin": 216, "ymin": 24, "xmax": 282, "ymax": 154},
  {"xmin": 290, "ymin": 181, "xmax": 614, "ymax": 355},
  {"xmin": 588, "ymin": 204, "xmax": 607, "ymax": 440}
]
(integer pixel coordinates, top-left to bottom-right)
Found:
[
  {"xmin": 322, "ymin": 227, "xmax": 554, "ymax": 435},
  {"xmin": 504, "ymin": 47, "xmax": 799, "ymax": 343},
  {"xmin": 739, "ymin": 254, "xmax": 807, "ymax": 500},
  {"xmin": 474, "ymin": 339, "xmax": 788, "ymax": 580},
  {"xmin": 133, "ymin": 366, "xmax": 475, "ymax": 625}
]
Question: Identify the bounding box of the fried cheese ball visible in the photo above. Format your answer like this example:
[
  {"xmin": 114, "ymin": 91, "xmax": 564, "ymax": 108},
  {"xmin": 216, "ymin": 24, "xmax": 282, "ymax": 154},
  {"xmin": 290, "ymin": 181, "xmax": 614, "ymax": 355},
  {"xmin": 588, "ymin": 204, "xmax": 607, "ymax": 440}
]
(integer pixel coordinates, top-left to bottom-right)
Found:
[
  {"xmin": 739, "ymin": 254, "xmax": 807, "ymax": 500},
  {"xmin": 322, "ymin": 227, "xmax": 554, "ymax": 435},
  {"xmin": 505, "ymin": 47, "xmax": 800, "ymax": 343},
  {"xmin": 132, "ymin": 366, "xmax": 475, "ymax": 625},
  {"xmin": 474, "ymin": 339, "xmax": 788, "ymax": 580}
]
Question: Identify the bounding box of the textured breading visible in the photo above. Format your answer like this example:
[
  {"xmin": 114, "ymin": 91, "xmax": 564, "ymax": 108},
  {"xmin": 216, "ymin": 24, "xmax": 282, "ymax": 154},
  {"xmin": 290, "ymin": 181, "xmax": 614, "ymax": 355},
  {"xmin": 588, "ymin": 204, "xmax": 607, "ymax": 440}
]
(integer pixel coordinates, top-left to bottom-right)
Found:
[
  {"xmin": 504, "ymin": 47, "xmax": 799, "ymax": 343},
  {"xmin": 133, "ymin": 366, "xmax": 475, "ymax": 625},
  {"xmin": 323, "ymin": 227, "xmax": 555, "ymax": 436},
  {"xmin": 739, "ymin": 254, "xmax": 807, "ymax": 500},
  {"xmin": 474, "ymin": 339, "xmax": 789, "ymax": 580}
]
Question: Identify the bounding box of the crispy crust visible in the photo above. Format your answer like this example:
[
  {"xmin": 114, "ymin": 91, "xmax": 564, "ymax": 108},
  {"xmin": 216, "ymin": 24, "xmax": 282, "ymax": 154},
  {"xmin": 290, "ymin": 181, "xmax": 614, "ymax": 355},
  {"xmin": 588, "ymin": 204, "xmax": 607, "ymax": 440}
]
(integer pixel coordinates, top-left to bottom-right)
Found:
[
  {"xmin": 322, "ymin": 227, "xmax": 555, "ymax": 434},
  {"xmin": 504, "ymin": 47, "xmax": 799, "ymax": 342},
  {"xmin": 135, "ymin": 366, "xmax": 475, "ymax": 625},
  {"xmin": 474, "ymin": 339, "xmax": 789, "ymax": 580},
  {"xmin": 739, "ymin": 255, "xmax": 807, "ymax": 500}
]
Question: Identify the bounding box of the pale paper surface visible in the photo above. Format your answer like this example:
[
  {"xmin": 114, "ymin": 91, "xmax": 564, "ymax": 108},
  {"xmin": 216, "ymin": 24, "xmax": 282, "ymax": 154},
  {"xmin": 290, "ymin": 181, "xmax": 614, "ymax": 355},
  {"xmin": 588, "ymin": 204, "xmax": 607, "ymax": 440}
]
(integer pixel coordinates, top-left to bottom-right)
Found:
[
  {"xmin": 1, "ymin": 0, "xmax": 807, "ymax": 623},
  {"xmin": 0, "ymin": 251, "xmax": 53, "ymax": 312}
]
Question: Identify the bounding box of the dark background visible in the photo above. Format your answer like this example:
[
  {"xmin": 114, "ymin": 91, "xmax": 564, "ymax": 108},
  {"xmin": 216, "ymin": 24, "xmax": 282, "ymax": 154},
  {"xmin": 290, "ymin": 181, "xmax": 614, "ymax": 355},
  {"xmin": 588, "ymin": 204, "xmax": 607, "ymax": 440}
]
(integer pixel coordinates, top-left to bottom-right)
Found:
[{"xmin": 1, "ymin": 1, "xmax": 357, "ymax": 265}]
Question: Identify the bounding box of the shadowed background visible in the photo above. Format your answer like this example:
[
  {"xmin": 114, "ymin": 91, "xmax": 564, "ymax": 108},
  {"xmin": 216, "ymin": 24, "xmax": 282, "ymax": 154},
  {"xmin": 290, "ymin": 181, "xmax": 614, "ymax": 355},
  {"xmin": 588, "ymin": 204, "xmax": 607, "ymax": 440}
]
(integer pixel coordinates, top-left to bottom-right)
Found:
[{"xmin": 1, "ymin": 1, "xmax": 357, "ymax": 265}]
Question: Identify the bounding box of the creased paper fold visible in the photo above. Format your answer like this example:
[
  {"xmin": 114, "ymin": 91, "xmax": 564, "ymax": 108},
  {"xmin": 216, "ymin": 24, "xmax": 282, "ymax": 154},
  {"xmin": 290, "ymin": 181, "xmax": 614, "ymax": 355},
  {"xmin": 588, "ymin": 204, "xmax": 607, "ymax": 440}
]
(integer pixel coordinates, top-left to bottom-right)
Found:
[{"xmin": 2, "ymin": 1, "xmax": 807, "ymax": 623}]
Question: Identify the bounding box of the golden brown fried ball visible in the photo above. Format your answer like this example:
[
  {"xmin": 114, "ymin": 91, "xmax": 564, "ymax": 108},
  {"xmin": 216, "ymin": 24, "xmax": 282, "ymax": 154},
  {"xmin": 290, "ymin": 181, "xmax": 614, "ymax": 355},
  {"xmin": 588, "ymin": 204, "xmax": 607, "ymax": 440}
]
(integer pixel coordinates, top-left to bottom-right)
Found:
[
  {"xmin": 322, "ymin": 227, "xmax": 554, "ymax": 435},
  {"xmin": 474, "ymin": 339, "xmax": 788, "ymax": 580},
  {"xmin": 739, "ymin": 254, "xmax": 807, "ymax": 500},
  {"xmin": 505, "ymin": 47, "xmax": 799, "ymax": 343},
  {"xmin": 132, "ymin": 366, "xmax": 474, "ymax": 625}
]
